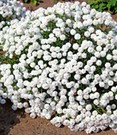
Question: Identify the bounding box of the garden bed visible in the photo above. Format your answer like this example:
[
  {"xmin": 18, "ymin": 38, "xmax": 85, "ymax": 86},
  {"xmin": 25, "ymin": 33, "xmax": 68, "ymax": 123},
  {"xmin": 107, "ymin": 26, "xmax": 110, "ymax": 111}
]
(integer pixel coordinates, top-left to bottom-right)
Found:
[
  {"xmin": 0, "ymin": 103, "xmax": 116, "ymax": 135},
  {"xmin": 0, "ymin": 0, "xmax": 117, "ymax": 135}
]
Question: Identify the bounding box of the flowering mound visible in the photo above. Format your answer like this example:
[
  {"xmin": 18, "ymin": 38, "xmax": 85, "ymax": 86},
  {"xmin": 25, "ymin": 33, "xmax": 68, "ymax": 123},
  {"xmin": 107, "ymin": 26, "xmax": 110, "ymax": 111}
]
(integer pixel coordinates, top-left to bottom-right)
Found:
[
  {"xmin": 0, "ymin": 0, "xmax": 27, "ymax": 30},
  {"xmin": 0, "ymin": 1, "xmax": 117, "ymax": 134}
]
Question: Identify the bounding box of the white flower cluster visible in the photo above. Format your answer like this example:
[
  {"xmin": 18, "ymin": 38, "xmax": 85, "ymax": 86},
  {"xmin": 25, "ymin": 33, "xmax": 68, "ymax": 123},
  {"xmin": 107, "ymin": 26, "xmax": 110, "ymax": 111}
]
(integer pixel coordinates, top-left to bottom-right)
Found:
[
  {"xmin": 0, "ymin": 0, "xmax": 27, "ymax": 30},
  {"xmin": 0, "ymin": 1, "xmax": 117, "ymax": 134}
]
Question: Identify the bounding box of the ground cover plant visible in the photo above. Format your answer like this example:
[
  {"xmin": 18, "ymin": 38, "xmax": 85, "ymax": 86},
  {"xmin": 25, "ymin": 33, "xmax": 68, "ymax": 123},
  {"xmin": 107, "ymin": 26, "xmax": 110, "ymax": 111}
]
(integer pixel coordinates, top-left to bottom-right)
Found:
[
  {"xmin": 0, "ymin": 0, "xmax": 26, "ymax": 20},
  {"xmin": 88, "ymin": 0, "xmax": 117, "ymax": 14},
  {"xmin": 23, "ymin": 0, "xmax": 41, "ymax": 5},
  {"xmin": 0, "ymin": 0, "xmax": 117, "ymax": 134}
]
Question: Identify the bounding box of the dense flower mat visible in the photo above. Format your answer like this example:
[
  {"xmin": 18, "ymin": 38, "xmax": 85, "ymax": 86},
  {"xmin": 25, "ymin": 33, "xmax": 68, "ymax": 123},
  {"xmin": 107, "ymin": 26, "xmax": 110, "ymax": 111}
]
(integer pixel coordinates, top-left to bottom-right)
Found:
[{"xmin": 0, "ymin": 0, "xmax": 117, "ymax": 134}]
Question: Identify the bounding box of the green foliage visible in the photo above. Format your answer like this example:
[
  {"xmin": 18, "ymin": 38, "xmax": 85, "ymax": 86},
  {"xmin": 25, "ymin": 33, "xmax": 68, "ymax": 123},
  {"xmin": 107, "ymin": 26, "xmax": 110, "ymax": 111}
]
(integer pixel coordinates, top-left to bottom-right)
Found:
[
  {"xmin": 23, "ymin": 0, "xmax": 63, "ymax": 5},
  {"xmin": 23, "ymin": 0, "xmax": 40, "ymax": 5},
  {"xmin": 31, "ymin": 0, "xmax": 38, "ymax": 5},
  {"xmin": 88, "ymin": 0, "xmax": 117, "ymax": 14},
  {"xmin": 0, "ymin": 55, "xmax": 19, "ymax": 65},
  {"xmin": 54, "ymin": 0, "xmax": 61, "ymax": 3}
]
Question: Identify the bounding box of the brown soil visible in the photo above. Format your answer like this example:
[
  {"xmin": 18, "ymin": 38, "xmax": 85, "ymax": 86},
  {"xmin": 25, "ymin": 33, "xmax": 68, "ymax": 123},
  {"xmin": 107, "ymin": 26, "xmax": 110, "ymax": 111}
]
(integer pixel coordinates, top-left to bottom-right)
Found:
[
  {"xmin": 19, "ymin": 0, "xmax": 54, "ymax": 10},
  {"xmin": 112, "ymin": 14, "xmax": 117, "ymax": 22},
  {"xmin": 0, "ymin": 102, "xmax": 116, "ymax": 135},
  {"xmin": 0, "ymin": 0, "xmax": 117, "ymax": 135}
]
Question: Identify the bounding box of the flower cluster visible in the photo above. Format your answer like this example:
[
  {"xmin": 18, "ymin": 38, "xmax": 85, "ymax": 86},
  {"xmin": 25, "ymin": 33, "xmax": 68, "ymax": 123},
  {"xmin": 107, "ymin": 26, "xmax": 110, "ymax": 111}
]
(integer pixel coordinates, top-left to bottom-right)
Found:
[
  {"xmin": 0, "ymin": 0, "xmax": 27, "ymax": 30},
  {"xmin": 0, "ymin": 1, "xmax": 117, "ymax": 134}
]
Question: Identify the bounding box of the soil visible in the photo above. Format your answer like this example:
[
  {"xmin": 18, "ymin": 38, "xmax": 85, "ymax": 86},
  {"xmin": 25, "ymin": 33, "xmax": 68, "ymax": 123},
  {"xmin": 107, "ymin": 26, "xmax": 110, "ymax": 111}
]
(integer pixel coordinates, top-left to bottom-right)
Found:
[
  {"xmin": 0, "ymin": 0, "xmax": 117, "ymax": 135},
  {"xmin": 0, "ymin": 102, "xmax": 116, "ymax": 135},
  {"xmin": 19, "ymin": 0, "xmax": 54, "ymax": 10},
  {"xmin": 112, "ymin": 14, "xmax": 117, "ymax": 22}
]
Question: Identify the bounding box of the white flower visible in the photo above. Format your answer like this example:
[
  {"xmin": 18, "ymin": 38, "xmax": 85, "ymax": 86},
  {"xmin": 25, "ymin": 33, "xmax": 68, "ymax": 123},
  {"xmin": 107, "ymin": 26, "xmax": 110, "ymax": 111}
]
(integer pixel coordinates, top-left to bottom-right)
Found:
[
  {"xmin": 70, "ymin": 29, "xmax": 76, "ymax": 35},
  {"xmin": 84, "ymin": 31, "xmax": 90, "ymax": 37},
  {"xmin": 74, "ymin": 33, "xmax": 81, "ymax": 40},
  {"xmin": 106, "ymin": 54, "xmax": 112, "ymax": 60},
  {"xmin": 0, "ymin": 1, "xmax": 117, "ymax": 134},
  {"xmin": 115, "ymin": 94, "xmax": 117, "ymax": 100},
  {"xmin": 77, "ymin": 105, "xmax": 83, "ymax": 111},
  {"xmin": 60, "ymin": 34, "xmax": 66, "ymax": 41},
  {"xmin": 88, "ymin": 47, "xmax": 94, "ymax": 53},
  {"xmin": 100, "ymin": 51, "xmax": 106, "ymax": 57},
  {"xmin": 88, "ymin": 26, "xmax": 94, "ymax": 33},
  {"xmin": 108, "ymin": 80, "xmax": 114, "ymax": 86},
  {"xmin": 93, "ymin": 99, "xmax": 99, "ymax": 105},
  {"xmin": 81, "ymin": 78, "xmax": 88, "ymax": 84},
  {"xmin": 86, "ymin": 104, "xmax": 92, "ymax": 111},
  {"xmin": 113, "ymin": 64, "xmax": 117, "ymax": 70}
]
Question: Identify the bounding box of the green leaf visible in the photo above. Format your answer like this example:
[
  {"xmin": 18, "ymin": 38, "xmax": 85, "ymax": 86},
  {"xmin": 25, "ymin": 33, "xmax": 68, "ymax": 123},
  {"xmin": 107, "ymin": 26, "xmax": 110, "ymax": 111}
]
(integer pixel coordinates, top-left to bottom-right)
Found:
[
  {"xmin": 31, "ymin": 0, "xmax": 38, "ymax": 5},
  {"xmin": 95, "ymin": 5, "xmax": 99, "ymax": 8},
  {"xmin": 109, "ymin": 0, "xmax": 116, "ymax": 6},
  {"xmin": 88, "ymin": 0, "xmax": 117, "ymax": 13},
  {"xmin": 107, "ymin": 3, "xmax": 111, "ymax": 10}
]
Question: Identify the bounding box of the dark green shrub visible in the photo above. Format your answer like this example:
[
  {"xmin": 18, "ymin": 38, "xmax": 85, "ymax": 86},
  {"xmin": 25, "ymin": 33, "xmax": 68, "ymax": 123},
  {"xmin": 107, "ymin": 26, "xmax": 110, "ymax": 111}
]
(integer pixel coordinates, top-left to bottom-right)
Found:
[{"xmin": 88, "ymin": 0, "xmax": 117, "ymax": 14}]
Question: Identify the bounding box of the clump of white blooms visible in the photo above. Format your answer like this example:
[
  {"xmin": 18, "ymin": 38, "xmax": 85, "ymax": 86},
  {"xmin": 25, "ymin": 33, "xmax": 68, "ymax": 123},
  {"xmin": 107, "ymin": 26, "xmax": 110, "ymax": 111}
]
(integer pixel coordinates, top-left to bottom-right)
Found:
[
  {"xmin": 0, "ymin": 0, "xmax": 27, "ymax": 30},
  {"xmin": 0, "ymin": 1, "xmax": 117, "ymax": 134}
]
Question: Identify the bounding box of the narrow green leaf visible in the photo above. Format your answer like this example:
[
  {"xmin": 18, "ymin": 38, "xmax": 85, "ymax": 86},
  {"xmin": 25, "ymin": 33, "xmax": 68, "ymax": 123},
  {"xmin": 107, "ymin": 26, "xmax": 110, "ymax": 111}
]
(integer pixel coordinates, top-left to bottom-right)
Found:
[{"xmin": 31, "ymin": 0, "xmax": 38, "ymax": 5}]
